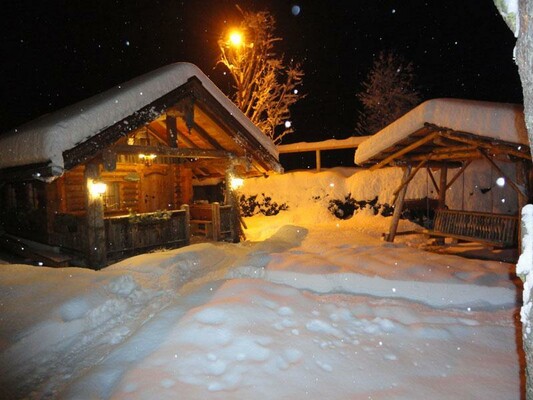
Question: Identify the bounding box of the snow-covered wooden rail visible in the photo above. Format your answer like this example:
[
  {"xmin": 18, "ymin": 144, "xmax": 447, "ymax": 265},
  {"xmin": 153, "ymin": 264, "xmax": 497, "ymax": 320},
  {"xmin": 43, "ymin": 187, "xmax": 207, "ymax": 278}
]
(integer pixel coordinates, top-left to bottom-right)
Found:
[
  {"xmin": 277, "ymin": 136, "xmax": 369, "ymax": 171},
  {"xmin": 425, "ymin": 209, "xmax": 518, "ymax": 248}
]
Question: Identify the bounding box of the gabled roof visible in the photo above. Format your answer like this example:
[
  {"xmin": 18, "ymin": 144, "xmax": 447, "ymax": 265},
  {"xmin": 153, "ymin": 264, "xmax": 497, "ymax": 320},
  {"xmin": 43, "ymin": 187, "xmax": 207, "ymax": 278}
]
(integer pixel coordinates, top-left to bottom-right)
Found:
[
  {"xmin": 354, "ymin": 98, "xmax": 530, "ymax": 169},
  {"xmin": 0, "ymin": 63, "xmax": 281, "ymax": 181}
]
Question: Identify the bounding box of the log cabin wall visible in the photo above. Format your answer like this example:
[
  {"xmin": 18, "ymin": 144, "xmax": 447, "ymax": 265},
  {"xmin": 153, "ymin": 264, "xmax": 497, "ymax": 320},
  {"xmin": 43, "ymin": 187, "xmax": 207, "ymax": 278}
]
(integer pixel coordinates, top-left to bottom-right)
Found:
[{"xmin": 54, "ymin": 161, "xmax": 194, "ymax": 217}]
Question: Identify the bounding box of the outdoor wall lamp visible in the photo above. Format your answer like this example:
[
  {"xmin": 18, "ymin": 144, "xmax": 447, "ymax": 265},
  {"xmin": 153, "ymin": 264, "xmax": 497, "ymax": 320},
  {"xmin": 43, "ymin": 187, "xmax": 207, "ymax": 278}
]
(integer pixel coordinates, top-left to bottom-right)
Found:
[
  {"xmin": 139, "ymin": 153, "xmax": 157, "ymax": 166},
  {"xmin": 89, "ymin": 180, "xmax": 107, "ymax": 197},
  {"xmin": 229, "ymin": 176, "xmax": 244, "ymax": 190}
]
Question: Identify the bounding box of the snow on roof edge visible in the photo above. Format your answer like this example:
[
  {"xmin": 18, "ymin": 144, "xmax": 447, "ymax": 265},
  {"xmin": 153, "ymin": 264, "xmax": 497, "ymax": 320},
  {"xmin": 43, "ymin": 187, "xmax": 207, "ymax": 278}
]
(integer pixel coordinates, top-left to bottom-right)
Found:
[
  {"xmin": 0, "ymin": 62, "xmax": 278, "ymax": 172},
  {"xmin": 354, "ymin": 98, "xmax": 528, "ymax": 166},
  {"xmin": 278, "ymin": 136, "xmax": 369, "ymax": 153}
]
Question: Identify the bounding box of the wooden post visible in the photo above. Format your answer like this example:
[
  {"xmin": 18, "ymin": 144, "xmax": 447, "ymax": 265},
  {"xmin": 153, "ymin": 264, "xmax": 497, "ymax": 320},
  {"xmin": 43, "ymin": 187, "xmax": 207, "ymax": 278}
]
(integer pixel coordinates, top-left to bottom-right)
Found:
[
  {"xmin": 225, "ymin": 171, "xmax": 241, "ymax": 243},
  {"xmin": 435, "ymin": 166, "xmax": 448, "ymax": 245},
  {"xmin": 438, "ymin": 165, "xmax": 448, "ymax": 209},
  {"xmin": 85, "ymin": 163, "xmax": 107, "ymax": 269},
  {"xmin": 212, "ymin": 202, "xmax": 221, "ymax": 241},
  {"xmin": 385, "ymin": 165, "xmax": 412, "ymax": 242},
  {"xmin": 316, "ymin": 150, "xmax": 321, "ymax": 172},
  {"xmin": 181, "ymin": 204, "xmax": 190, "ymax": 245}
]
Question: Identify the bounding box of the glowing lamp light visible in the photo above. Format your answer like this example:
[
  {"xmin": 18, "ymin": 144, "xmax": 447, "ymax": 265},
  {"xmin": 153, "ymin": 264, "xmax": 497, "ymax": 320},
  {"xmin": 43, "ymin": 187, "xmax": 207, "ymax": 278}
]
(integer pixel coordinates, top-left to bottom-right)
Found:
[
  {"xmin": 90, "ymin": 180, "xmax": 107, "ymax": 196},
  {"xmin": 229, "ymin": 176, "xmax": 244, "ymax": 190},
  {"xmin": 139, "ymin": 153, "xmax": 157, "ymax": 166},
  {"xmin": 229, "ymin": 30, "xmax": 243, "ymax": 47}
]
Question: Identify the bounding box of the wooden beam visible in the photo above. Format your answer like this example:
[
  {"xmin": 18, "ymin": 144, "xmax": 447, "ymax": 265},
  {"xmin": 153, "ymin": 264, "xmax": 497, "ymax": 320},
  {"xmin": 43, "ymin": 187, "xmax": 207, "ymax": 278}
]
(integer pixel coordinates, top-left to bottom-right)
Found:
[
  {"xmin": 112, "ymin": 144, "xmax": 234, "ymax": 159},
  {"xmin": 427, "ymin": 167, "xmax": 439, "ymax": 193},
  {"xmin": 440, "ymin": 130, "xmax": 531, "ymax": 160},
  {"xmin": 410, "ymin": 150, "xmax": 481, "ymax": 162},
  {"xmin": 479, "ymin": 150, "xmax": 528, "ymax": 200},
  {"xmin": 445, "ymin": 160, "xmax": 472, "ymax": 190},
  {"xmin": 370, "ymin": 131, "xmax": 439, "ymax": 171},
  {"xmin": 393, "ymin": 158, "xmax": 429, "ymax": 197},
  {"xmin": 431, "ymin": 144, "xmax": 478, "ymax": 154},
  {"xmin": 167, "ymin": 97, "xmax": 195, "ymax": 132},
  {"xmin": 191, "ymin": 123, "xmax": 225, "ymax": 150},
  {"xmin": 385, "ymin": 165, "xmax": 412, "ymax": 242}
]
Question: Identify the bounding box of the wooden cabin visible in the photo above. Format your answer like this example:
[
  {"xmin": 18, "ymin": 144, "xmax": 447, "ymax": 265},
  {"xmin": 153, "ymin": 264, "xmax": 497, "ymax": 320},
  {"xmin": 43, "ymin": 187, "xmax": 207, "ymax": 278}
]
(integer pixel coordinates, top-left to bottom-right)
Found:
[
  {"xmin": 0, "ymin": 63, "xmax": 282, "ymax": 268},
  {"xmin": 354, "ymin": 98, "xmax": 532, "ymax": 247}
]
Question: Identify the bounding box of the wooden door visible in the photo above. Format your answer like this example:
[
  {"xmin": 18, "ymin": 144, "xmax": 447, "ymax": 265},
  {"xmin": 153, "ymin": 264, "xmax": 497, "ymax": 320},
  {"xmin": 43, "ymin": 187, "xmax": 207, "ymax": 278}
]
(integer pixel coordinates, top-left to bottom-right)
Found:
[{"xmin": 140, "ymin": 169, "xmax": 173, "ymax": 212}]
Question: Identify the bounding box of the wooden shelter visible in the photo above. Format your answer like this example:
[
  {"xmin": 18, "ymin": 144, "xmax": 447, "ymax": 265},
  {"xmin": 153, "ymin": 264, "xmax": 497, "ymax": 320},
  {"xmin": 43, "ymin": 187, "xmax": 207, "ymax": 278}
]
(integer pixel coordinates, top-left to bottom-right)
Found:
[
  {"xmin": 0, "ymin": 63, "xmax": 281, "ymax": 268},
  {"xmin": 354, "ymin": 98, "xmax": 532, "ymax": 247}
]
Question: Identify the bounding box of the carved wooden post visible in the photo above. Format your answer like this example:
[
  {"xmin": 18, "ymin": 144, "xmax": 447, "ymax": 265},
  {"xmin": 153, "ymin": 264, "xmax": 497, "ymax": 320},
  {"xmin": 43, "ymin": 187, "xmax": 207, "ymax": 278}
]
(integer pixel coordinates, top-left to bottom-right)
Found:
[
  {"xmin": 385, "ymin": 165, "xmax": 411, "ymax": 242},
  {"xmin": 85, "ymin": 163, "xmax": 107, "ymax": 269}
]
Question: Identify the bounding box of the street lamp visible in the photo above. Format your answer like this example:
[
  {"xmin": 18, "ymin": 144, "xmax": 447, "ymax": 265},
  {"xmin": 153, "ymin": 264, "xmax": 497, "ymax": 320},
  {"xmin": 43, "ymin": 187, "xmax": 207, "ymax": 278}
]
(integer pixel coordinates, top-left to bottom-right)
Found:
[{"xmin": 229, "ymin": 30, "xmax": 243, "ymax": 47}]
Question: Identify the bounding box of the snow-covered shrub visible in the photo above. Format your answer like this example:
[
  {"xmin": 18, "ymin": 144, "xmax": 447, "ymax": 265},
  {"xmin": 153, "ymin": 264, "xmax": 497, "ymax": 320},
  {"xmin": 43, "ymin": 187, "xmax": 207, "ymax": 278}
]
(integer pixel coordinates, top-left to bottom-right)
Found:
[
  {"xmin": 327, "ymin": 195, "xmax": 427, "ymax": 226},
  {"xmin": 239, "ymin": 194, "xmax": 289, "ymax": 217},
  {"xmin": 328, "ymin": 195, "xmax": 380, "ymax": 220}
]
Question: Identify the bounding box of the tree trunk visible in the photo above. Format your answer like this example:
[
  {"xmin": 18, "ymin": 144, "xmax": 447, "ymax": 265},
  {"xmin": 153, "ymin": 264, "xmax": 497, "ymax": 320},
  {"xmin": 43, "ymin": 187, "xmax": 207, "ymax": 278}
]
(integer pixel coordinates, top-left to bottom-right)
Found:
[{"xmin": 501, "ymin": 1, "xmax": 533, "ymax": 398}]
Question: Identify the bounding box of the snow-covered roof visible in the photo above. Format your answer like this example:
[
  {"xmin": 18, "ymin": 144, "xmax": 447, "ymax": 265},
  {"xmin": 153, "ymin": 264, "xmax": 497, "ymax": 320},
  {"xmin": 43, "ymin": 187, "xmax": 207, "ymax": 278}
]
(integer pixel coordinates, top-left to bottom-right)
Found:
[
  {"xmin": 0, "ymin": 62, "xmax": 278, "ymax": 172},
  {"xmin": 355, "ymin": 98, "xmax": 529, "ymax": 166}
]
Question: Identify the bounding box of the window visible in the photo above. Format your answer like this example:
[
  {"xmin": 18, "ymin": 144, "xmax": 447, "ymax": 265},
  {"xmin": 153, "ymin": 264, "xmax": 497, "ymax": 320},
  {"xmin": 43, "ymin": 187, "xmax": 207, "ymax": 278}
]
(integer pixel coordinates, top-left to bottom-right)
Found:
[{"xmin": 103, "ymin": 182, "xmax": 121, "ymax": 211}]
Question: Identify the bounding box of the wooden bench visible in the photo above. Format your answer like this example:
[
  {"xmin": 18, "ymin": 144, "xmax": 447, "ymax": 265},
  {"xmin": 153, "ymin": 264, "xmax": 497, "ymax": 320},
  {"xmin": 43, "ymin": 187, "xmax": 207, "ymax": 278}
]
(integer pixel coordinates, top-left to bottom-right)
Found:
[{"xmin": 424, "ymin": 209, "xmax": 518, "ymax": 248}]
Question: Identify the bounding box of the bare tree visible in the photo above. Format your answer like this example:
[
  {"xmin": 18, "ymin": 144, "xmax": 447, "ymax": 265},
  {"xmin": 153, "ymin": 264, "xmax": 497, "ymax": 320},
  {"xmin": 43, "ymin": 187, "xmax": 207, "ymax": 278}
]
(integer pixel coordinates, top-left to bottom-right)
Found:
[
  {"xmin": 355, "ymin": 51, "xmax": 421, "ymax": 135},
  {"xmin": 218, "ymin": 9, "xmax": 304, "ymax": 145}
]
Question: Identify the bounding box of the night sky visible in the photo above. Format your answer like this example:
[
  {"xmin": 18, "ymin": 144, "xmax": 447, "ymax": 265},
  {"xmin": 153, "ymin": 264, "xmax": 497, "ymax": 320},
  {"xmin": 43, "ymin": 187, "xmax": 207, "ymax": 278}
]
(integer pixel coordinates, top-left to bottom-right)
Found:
[{"xmin": 1, "ymin": 0, "xmax": 521, "ymax": 147}]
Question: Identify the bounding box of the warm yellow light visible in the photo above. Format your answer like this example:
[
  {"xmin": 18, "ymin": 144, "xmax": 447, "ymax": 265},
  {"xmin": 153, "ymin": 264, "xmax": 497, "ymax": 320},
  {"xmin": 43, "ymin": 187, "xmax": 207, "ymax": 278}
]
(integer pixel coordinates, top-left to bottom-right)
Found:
[
  {"xmin": 229, "ymin": 176, "xmax": 244, "ymax": 190},
  {"xmin": 138, "ymin": 153, "xmax": 157, "ymax": 160},
  {"xmin": 89, "ymin": 180, "xmax": 107, "ymax": 196},
  {"xmin": 139, "ymin": 153, "xmax": 157, "ymax": 166},
  {"xmin": 229, "ymin": 30, "xmax": 243, "ymax": 47}
]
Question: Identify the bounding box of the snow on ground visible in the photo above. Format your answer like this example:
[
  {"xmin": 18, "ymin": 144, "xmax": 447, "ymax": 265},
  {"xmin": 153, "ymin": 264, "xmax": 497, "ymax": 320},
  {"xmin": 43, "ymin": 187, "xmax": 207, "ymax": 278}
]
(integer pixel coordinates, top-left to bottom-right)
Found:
[{"xmin": 0, "ymin": 169, "xmax": 523, "ymax": 399}]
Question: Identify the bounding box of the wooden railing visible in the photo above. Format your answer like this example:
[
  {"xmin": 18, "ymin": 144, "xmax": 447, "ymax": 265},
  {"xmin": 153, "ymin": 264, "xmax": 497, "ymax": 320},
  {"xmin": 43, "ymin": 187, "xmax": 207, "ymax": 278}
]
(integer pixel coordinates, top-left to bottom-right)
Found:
[
  {"xmin": 189, "ymin": 202, "xmax": 234, "ymax": 241},
  {"xmin": 104, "ymin": 209, "xmax": 188, "ymax": 260},
  {"xmin": 277, "ymin": 136, "xmax": 368, "ymax": 171},
  {"xmin": 427, "ymin": 209, "xmax": 518, "ymax": 248},
  {"xmin": 52, "ymin": 213, "xmax": 87, "ymax": 252},
  {"xmin": 51, "ymin": 204, "xmax": 233, "ymax": 266}
]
